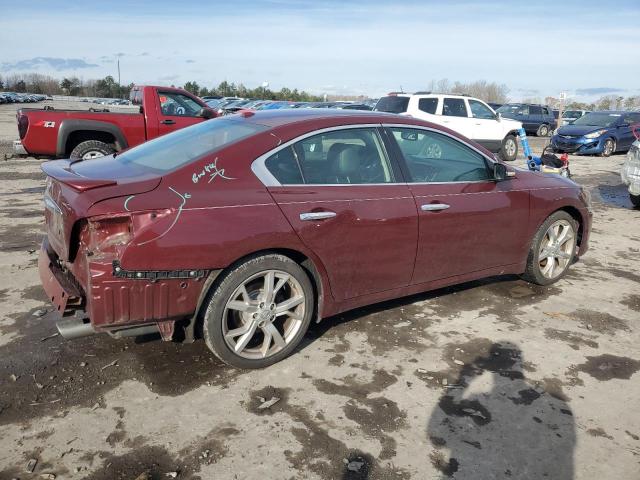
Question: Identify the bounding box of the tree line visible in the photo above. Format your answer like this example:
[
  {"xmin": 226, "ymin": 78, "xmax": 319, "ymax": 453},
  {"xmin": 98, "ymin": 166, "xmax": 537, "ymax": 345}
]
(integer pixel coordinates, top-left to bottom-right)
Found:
[{"xmin": 1, "ymin": 73, "xmax": 639, "ymax": 110}]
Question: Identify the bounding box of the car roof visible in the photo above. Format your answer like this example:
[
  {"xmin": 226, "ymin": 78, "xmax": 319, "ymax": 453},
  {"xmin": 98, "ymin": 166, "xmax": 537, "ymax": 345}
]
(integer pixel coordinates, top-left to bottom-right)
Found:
[{"xmin": 234, "ymin": 109, "xmax": 496, "ymax": 157}]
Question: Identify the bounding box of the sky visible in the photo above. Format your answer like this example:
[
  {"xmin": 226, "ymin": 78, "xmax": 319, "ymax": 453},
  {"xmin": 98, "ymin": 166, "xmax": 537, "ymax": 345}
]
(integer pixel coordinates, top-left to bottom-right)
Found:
[{"xmin": 1, "ymin": 0, "xmax": 639, "ymax": 101}]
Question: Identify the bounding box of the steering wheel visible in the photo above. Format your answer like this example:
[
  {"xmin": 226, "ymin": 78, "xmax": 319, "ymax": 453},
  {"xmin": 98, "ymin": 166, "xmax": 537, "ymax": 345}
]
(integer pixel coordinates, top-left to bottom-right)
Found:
[
  {"xmin": 420, "ymin": 141, "xmax": 443, "ymax": 159},
  {"xmin": 175, "ymin": 106, "xmax": 186, "ymax": 115}
]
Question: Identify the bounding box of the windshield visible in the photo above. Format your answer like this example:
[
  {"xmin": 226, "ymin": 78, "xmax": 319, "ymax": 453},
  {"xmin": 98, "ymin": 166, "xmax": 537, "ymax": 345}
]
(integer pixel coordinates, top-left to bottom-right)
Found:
[
  {"xmin": 572, "ymin": 112, "xmax": 621, "ymax": 128},
  {"xmin": 374, "ymin": 96, "xmax": 409, "ymax": 114},
  {"xmin": 113, "ymin": 117, "xmax": 267, "ymax": 172}
]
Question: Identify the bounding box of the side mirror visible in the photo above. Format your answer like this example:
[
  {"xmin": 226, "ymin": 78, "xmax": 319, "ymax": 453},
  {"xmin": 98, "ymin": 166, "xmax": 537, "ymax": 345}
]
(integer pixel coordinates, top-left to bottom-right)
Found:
[
  {"xmin": 198, "ymin": 108, "xmax": 215, "ymax": 119},
  {"xmin": 493, "ymin": 162, "xmax": 512, "ymax": 181},
  {"xmin": 496, "ymin": 112, "xmax": 502, "ymax": 122}
]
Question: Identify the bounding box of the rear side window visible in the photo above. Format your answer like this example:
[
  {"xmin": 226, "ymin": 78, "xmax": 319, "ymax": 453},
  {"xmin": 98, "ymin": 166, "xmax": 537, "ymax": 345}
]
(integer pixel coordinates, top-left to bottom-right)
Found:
[
  {"xmin": 442, "ymin": 98, "xmax": 468, "ymax": 117},
  {"xmin": 114, "ymin": 117, "xmax": 267, "ymax": 172},
  {"xmin": 264, "ymin": 147, "xmax": 303, "ymax": 184},
  {"xmin": 375, "ymin": 96, "xmax": 409, "ymax": 114},
  {"xmin": 418, "ymin": 98, "xmax": 438, "ymax": 114}
]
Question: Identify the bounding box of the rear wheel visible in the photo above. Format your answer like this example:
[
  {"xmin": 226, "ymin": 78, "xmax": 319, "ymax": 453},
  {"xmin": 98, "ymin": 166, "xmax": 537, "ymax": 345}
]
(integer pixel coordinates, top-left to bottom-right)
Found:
[
  {"xmin": 203, "ymin": 254, "xmax": 314, "ymax": 369},
  {"xmin": 69, "ymin": 140, "xmax": 115, "ymax": 160},
  {"xmin": 600, "ymin": 138, "xmax": 615, "ymax": 157},
  {"xmin": 499, "ymin": 134, "xmax": 518, "ymax": 162},
  {"xmin": 521, "ymin": 211, "xmax": 578, "ymax": 286},
  {"xmin": 536, "ymin": 124, "xmax": 550, "ymax": 137},
  {"xmin": 630, "ymin": 194, "xmax": 640, "ymax": 208}
]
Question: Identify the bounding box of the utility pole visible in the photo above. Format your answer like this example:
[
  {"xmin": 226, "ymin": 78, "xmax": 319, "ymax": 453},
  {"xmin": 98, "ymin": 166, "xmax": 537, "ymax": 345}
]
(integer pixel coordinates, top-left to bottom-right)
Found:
[{"xmin": 117, "ymin": 58, "xmax": 121, "ymax": 98}]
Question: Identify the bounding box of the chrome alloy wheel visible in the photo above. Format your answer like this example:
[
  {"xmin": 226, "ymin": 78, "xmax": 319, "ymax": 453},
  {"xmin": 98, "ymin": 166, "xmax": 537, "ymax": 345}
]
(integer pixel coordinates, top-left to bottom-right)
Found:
[
  {"xmin": 504, "ymin": 138, "xmax": 517, "ymax": 157},
  {"xmin": 222, "ymin": 270, "xmax": 305, "ymax": 359},
  {"xmin": 82, "ymin": 150, "xmax": 106, "ymax": 160},
  {"xmin": 538, "ymin": 219, "xmax": 575, "ymax": 279}
]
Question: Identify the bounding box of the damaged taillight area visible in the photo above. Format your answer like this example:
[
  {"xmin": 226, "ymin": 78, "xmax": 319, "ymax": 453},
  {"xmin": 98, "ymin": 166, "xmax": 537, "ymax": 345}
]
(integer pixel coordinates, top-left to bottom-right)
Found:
[{"xmin": 85, "ymin": 215, "xmax": 133, "ymax": 255}]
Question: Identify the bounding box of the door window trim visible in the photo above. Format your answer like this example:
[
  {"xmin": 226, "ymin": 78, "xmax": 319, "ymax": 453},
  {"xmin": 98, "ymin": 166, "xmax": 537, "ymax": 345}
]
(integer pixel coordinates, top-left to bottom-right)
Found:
[
  {"xmin": 253, "ymin": 124, "xmax": 397, "ymax": 187},
  {"xmin": 251, "ymin": 123, "xmax": 500, "ymax": 187}
]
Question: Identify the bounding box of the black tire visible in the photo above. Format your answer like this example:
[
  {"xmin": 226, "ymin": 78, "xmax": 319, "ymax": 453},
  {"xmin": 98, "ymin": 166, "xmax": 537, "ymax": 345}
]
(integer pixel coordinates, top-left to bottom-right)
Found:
[
  {"xmin": 600, "ymin": 138, "xmax": 615, "ymax": 157},
  {"xmin": 69, "ymin": 140, "xmax": 115, "ymax": 160},
  {"xmin": 521, "ymin": 211, "xmax": 578, "ymax": 286},
  {"xmin": 499, "ymin": 134, "xmax": 518, "ymax": 162},
  {"xmin": 631, "ymin": 194, "xmax": 640, "ymax": 208},
  {"xmin": 536, "ymin": 124, "xmax": 550, "ymax": 137},
  {"xmin": 202, "ymin": 254, "xmax": 314, "ymax": 369}
]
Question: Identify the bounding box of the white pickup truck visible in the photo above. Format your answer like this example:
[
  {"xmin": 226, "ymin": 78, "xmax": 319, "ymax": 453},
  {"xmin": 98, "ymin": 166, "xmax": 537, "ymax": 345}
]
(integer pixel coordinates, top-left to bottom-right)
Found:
[{"xmin": 621, "ymin": 139, "xmax": 640, "ymax": 208}]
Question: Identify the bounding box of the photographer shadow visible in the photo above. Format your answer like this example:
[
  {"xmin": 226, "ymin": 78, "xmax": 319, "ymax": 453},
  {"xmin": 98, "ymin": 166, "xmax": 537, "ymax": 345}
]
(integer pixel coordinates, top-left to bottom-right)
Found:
[{"xmin": 426, "ymin": 342, "xmax": 575, "ymax": 479}]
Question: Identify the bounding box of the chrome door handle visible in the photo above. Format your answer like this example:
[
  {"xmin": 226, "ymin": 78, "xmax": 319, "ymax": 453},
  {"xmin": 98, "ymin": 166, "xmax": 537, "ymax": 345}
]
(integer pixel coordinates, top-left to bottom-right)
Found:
[
  {"xmin": 421, "ymin": 203, "xmax": 450, "ymax": 211},
  {"xmin": 300, "ymin": 211, "xmax": 337, "ymax": 221}
]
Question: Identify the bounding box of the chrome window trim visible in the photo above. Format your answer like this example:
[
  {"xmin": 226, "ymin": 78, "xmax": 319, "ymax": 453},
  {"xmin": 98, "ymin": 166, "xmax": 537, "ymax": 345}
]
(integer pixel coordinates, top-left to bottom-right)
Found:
[
  {"xmin": 251, "ymin": 123, "xmax": 392, "ymax": 187},
  {"xmin": 251, "ymin": 122, "xmax": 500, "ymax": 188}
]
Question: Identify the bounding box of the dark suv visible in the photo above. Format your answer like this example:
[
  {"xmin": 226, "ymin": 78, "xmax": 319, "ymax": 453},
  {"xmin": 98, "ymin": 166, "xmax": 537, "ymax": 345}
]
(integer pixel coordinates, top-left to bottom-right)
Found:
[{"xmin": 496, "ymin": 104, "xmax": 556, "ymax": 137}]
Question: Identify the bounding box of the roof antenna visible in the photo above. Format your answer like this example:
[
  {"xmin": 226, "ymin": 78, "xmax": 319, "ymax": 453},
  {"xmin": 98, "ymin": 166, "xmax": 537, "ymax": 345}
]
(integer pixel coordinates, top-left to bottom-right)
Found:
[{"xmin": 400, "ymin": 85, "xmax": 404, "ymax": 93}]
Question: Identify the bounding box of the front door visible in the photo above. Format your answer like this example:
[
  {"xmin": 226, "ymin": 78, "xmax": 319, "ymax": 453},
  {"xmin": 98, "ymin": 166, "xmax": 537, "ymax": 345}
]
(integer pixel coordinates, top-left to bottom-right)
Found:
[
  {"xmin": 263, "ymin": 126, "xmax": 418, "ymax": 301},
  {"xmin": 156, "ymin": 90, "xmax": 205, "ymax": 136},
  {"xmin": 467, "ymin": 99, "xmax": 503, "ymax": 151},
  {"xmin": 385, "ymin": 126, "xmax": 529, "ymax": 285}
]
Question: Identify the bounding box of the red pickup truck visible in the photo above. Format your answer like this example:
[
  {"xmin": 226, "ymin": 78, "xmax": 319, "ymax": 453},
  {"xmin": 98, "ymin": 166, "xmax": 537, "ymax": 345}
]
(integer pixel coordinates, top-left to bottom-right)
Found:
[{"xmin": 14, "ymin": 85, "xmax": 216, "ymax": 160}]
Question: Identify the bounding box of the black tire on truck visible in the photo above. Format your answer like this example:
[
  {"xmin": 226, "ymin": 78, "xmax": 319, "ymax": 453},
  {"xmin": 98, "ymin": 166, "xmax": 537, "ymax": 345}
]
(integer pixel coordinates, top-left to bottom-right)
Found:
[
  {"xmin": 499, "ymin": 134, "xmax": 518, "ymax": 162},
  {"xmin": 630, "ymin": 194, "xmax": 640, "ymax": 208},
  {"xmin": 69, "ymin": 140, "xmax": 115, "ymax": 160}
]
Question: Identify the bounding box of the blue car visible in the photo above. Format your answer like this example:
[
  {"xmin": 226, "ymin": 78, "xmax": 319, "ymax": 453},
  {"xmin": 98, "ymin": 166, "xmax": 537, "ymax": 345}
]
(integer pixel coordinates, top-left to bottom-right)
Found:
[{"xmin": 551, "ymin": 111, "xmax": 640, "ymax": 157}]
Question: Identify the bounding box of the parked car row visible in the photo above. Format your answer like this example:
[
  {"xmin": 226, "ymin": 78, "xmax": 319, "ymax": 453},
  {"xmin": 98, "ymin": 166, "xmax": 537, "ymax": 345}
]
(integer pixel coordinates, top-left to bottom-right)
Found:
[
  {"xmin": 0, "ymin": 92, "xmax": 51, "ymax": 103},
  {"xmin": 202, "ymin": 96, "xmax": 374, "ymax": 116}
]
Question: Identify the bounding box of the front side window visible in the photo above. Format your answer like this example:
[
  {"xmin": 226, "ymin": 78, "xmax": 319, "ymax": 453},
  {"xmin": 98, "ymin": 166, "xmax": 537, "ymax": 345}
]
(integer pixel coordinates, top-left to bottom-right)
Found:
[
  {"xmin": 264, "ymin": 128, "xmax": 394, "ymax": 185},
  {"xmin": 623, "ymin": 113, "xmax": 640, "ymax": 125},
  {"xmin": 468, "ymin": 100, "xmax": 495, "ymax": 120},
  {"xmin": 529, "ymin": 106, "xmax": 543, "ymax": 115},
  {"xmin": 418, "ymin": 98, "xmax": 438, "ymax": 114},
  {"xmin": 158, "ymin": 91, "xmax": 202, "ymax": 116},
  {"xmin": 442, "ymin": 98, "xmax": 468, "ymax": 117},
  {"xmin": 389, "ymin": 127, "xmax": 491, "ymax": 183}
]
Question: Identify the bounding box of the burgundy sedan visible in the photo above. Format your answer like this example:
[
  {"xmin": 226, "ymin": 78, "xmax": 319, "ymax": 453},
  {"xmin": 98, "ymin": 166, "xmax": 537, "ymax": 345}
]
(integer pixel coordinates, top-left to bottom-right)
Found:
[{"xmin": 39, "ymin": 110, "xmax": 591, "ymax": 368}]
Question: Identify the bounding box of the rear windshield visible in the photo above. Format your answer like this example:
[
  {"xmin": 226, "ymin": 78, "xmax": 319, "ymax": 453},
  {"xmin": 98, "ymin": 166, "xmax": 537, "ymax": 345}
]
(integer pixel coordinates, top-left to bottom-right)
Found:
[
  {"xmin": 375, "ymin": 96, "xmax": 409, "ymax": 114},
  {"xmin": 114, "ymin": 117, "xmax": 267, "ymax": 172}
]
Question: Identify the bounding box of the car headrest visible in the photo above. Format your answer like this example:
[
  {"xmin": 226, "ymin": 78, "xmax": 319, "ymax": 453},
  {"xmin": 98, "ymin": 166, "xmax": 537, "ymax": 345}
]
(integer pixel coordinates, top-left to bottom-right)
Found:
[{"xmin": 327, "ymin": 143, "xmax": 363, "ymax": 176}]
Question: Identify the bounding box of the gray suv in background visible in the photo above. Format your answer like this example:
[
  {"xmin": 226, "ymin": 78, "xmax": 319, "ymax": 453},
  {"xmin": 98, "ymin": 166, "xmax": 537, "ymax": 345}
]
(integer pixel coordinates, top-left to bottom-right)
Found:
[{"xmin": 496, "ymin": 103, "xmax": 556, "ymax": 136}]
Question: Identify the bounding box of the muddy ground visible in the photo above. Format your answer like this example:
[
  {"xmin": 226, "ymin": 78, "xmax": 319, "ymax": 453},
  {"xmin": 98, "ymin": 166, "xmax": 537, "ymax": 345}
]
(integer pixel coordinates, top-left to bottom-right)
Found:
[{"xmin": 0, "ymin": 101, "xmax": 639, "ymax": 479}]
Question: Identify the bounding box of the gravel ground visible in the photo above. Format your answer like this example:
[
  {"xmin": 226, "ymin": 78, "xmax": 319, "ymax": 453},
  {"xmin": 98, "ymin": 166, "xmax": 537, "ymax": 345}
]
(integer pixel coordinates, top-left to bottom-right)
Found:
[{"xmin": 0, "ymin": 101, "xmax": 639, "ymax": 479}]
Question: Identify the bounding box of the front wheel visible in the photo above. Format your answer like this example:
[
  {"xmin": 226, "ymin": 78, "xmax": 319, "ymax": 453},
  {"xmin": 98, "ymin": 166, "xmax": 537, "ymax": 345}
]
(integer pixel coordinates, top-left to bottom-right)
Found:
[
  {"xmin": 499, "ymin": 134, "xmax": 518, "ymax": 162},
  {"xmin": 521, "ymin": 211, "xmax": 578, "ymax": 286},
  {"xmin": 600, "ymin": 138, "xmax": 615, "ymax": 157},
  {"xmin": 203, "ymin": 254, "xmax": 314, "ymax": 369},
  {"xmin": 536, "ymin": 124, "xmax": 550, "ymax": 137},
  {"xmin": 631, "ymin": 194, "xmax": 640, "ymax": 208}
]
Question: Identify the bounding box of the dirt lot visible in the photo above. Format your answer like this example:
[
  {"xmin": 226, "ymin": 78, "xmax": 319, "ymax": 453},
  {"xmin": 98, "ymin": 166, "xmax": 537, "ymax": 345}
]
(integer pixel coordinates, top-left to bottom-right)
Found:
[{"xmin": 0, "ymin": 101, "xmax": 639, "ymax": 480}]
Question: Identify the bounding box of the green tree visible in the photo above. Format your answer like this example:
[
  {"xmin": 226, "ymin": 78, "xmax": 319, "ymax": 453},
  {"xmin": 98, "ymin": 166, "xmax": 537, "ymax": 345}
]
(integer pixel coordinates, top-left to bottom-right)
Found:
[{"xmin": 183, "ymin": 81, "xmax": 201, "ymax": 96}]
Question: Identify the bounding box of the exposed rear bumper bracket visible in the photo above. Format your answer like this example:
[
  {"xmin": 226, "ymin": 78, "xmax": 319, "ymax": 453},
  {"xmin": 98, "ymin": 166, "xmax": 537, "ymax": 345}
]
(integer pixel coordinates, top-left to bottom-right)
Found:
[{"xmin": 112, "ymin": 260, "xmax": 207, "ymax": 281}]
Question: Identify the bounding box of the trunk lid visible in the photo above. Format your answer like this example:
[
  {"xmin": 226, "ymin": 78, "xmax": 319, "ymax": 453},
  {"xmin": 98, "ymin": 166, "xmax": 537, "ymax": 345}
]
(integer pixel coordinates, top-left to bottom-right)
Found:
[{"xmin": 42, "ymin": 159, "xmax": 161, "ymax": 261}]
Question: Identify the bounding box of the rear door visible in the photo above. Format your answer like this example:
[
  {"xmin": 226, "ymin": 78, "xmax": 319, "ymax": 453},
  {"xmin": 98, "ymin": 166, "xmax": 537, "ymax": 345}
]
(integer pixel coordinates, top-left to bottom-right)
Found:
[
  {"xmin": 440, "ymin": 97, "xmax": 472, "ymax": 138},
  {"xmin": 155, "ymin": 90, "xmax": 205, "ymax": 136},
  {"xmin": 384, "ymin": 125, "xmax": 529, "ymax": 284},
  {"xmin": 528, "ymin": 105, "xmax": 543, "ymax": 130},
  {"xmin": 260, "ymin": 126, "xmax": 418, "ymax": 301}
]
